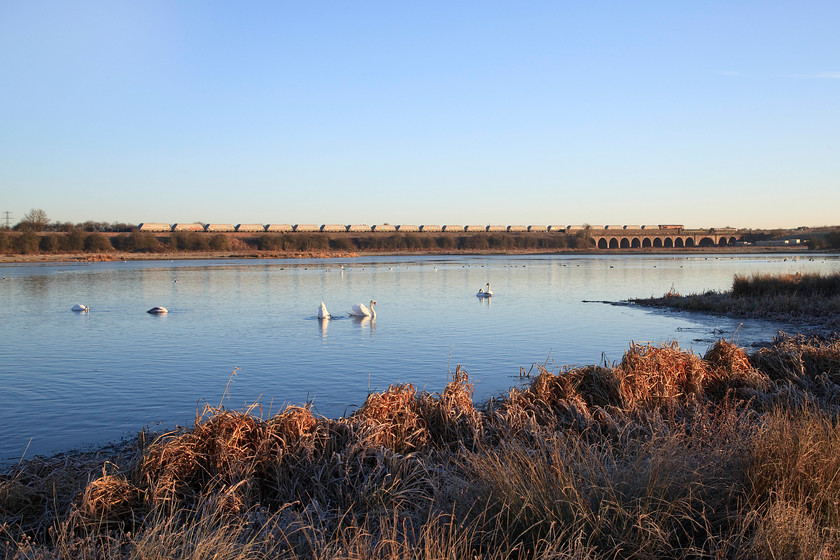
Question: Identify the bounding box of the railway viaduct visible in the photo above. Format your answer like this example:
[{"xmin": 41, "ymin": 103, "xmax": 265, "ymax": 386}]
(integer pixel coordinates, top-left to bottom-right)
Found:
[{"xmin": 590, "ymin": 227, "xmax": 740, "ymax": 249}]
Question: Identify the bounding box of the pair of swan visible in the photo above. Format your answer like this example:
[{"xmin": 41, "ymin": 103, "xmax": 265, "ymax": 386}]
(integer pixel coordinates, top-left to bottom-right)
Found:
[
  {"xmin": 318, "ymin": 300, "xmax": 376, "ymax": 320},
  {"xmin": 476, "ymin": 283, "xmax": 493, "ymax": 298}
]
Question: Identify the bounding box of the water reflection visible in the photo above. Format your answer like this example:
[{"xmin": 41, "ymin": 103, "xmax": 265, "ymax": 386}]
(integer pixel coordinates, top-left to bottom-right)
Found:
[
  {"xmin": 352, "ymin": 315, "xmax": 376, "ymax": 331},
  {"xmin": 318, "ymin": 317, "xmax": 330, "ymax": 339}
]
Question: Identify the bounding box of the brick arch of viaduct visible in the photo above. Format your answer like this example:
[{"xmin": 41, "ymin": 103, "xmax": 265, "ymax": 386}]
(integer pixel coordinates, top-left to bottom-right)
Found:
[{"xmin": 591, "ymin": 234, "xmax": 740, "ymax": 249}]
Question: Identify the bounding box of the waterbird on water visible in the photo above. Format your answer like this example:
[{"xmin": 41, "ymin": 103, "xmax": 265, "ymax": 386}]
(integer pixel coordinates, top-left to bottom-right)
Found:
[
  {"xmin": 350, "ymin": 300, "xmax": 376, "ymax": 319},
  {"xmin": 71, "ymin": 304, "xmax": 89, "ymax": 312},
  {"xmin": 476, "ymin": 283, "xmax": 493, "ymax": 298},
  {"xmin": 318, "ymin": 300, "xmax": 331, "ymax": 319},
  {"xmin": 147, "ymin": 306, "xmax": 168, "ymax": 314}
]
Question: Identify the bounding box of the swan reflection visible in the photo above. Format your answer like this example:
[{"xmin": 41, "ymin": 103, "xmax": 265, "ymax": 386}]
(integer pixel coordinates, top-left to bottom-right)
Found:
[
  {"xmin": 318, "ymin": 316, "xmax": 330, "ymax": 338},
  {"xmin": 352, "ymin": 315, "xmax": 376, "ymax": 331}
]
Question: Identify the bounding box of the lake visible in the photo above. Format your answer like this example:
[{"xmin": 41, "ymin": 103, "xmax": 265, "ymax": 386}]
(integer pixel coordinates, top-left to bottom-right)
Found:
[{"xmin": 2, "ymin": 253, "xmax": 838, "ymax": 463}]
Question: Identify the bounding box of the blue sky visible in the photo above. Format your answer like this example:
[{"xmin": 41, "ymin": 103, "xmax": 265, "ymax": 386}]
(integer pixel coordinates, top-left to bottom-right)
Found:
[{"xmin": 1, "ymin": 1, "xmax": 837, "ymax": 229}]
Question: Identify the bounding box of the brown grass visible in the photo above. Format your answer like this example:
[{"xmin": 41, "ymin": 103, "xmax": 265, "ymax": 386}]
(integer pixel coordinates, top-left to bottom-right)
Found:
[
  {"xmin": 5, "ymin": 334, "xmax": 840, "ymax": 559},
  {"xmin": 634, "ymin": 272, "xmax": 840, "ymax": 330}
]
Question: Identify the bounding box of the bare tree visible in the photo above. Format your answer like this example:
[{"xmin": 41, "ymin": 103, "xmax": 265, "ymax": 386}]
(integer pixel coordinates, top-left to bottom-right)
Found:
[{"xmin": 16, "ymin": 208, "xmax": 50, "ymax": 231}]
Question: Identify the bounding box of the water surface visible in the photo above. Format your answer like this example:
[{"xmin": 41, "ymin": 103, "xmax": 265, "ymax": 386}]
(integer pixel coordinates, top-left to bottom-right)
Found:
[{"xmin": 2, "ymin": 253, "xmax": 837, "ymax": 462}]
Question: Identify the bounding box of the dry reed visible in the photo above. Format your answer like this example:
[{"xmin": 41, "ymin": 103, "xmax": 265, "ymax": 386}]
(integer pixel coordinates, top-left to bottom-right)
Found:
[{"xmin": 6, "ymin": 332, "xmax": 840, "ymax": 559}]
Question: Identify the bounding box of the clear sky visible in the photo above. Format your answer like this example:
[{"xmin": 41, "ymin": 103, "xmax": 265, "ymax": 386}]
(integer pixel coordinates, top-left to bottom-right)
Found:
[{"xmin": 1, "ymin": 1, "xmax": 837, "ymax": 229}]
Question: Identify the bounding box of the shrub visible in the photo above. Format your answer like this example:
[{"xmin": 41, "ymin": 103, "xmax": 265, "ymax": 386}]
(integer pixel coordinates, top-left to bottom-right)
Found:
[
  {"xmin": 111, "ymin": 233, "xmax": 132, "ymax": 251},
  {"xmin": 168, "ymin": 232, "xmax": 208, "ymax": 251},
  {"xmin": 487, "ymin": 233, "xmax": 513, "ymax": 250},
  {"xmin": 39, "ymin": 234, "xmax": 61, "ymax": 253},
  {"xmin": 256, "ymin": 234, "xmax": 282, "ymax": 251},
  {"xmin": 0, "ymin": 231, "xmax": 9, "ymax": 252},
  {"xmin": 64, "ymin": 230, "xmax": 87, "ymax": 252},
  {"xmin": 113, "ymin": 231, "xmax": 161, "ymax": 252},
  {"xmin": 84, "ymin": 233, "xmax": 113, "ymax": 252},
  {"xmin": 463, "ymin": 235, "xmax": 489, "ymax": 250},
  {"xmin": 208, "ymin": 234, "xmax": 231, "ymax": 251},
  {"xmin": 292, "ymin": 234, "xmax": 328, "ymax": 252},
  {"xmin": 436, "ymin": 235, "xmax": 455, "ymax": 250},
  {"xmin": 15, "ymin": 231, "xmax": 39, "ymax": 254},
  {"xmin": 329, "ymin": 236, "xmax": 355, "ymax": 251}
]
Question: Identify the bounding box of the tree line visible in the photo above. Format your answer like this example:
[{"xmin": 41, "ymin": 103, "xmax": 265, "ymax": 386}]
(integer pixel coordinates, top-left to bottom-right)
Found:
[
  {"xmin": 0, "ymin": 230, "xmax": 597, "ymax": 256},
  {"xmin": 7, "ymin": 208, "xmax": 135, "ymax": 233}
]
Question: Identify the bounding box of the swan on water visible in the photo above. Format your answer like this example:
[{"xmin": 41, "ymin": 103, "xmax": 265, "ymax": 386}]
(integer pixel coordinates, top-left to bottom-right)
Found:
[
  {"xmin": 71, "ymin": 304, "xmax": 89, "ymax": 312},
  {"xmin": 476, "ymin": 283, "xmax": 493, "ymax": 298},
  {"xmin": 350, "ymin": 299, "xmax": 376, "ymax": 319},
  {"xmin": 147, "ymin": 306, "xmax": 168, "ymax": 314},
  {"xmin": 318, "ymin": 300, "xmax": 331, "ymax": 319}
]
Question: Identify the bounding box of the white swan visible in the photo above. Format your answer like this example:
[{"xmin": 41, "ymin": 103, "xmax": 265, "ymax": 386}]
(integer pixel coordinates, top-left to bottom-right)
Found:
[
  {"xmin": 147, "ymin": 306, "xmax": 168, "ymax": 314},
  {"xmin": 476, "ymin": 283, "xmax": 493, "ymax": 298},
  {"xmin": 318, "ymin": 300, "xmax": 331, "ymax": 319},
  {"xmin": 350, "ymin": 299, "xmax": 376, "ymax": 319},
  {"xmin": 71, "ymin": 304, "xmax": 89, "ymax": 312}
]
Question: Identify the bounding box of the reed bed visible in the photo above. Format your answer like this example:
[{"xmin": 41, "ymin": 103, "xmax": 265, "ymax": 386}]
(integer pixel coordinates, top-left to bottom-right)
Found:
[
  {"xmin": 4, "ymin": 333, "xmax": 840, "ymax": 559},
  {"xmin": 634, "ymin": 271, "xmax": 840, "ymax": 330}
]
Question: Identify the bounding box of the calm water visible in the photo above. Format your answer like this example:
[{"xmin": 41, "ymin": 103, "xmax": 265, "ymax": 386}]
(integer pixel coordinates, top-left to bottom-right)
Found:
[{"xmin": 2, "ymin": 253, "xmax": 838, "ymax": 462}]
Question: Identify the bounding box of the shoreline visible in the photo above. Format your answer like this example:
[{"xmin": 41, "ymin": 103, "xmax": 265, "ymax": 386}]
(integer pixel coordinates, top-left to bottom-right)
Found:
[
  {"xmin": 0, "ymin": 245, "xmax": 817, "ymax": 264},
  {"xmin": 629, "ymin": 271, "xmax": 840, "ymax": 334}
]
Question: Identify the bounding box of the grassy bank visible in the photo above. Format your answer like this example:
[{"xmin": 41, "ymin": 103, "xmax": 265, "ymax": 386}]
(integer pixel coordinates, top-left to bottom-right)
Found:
[
  {"xmin": 3, "ymin": 331, "xmax": 840, "ymax": 558},
  {"xmin": 632, "ymin": 272, "xmax": 840, "ymax": 331}
]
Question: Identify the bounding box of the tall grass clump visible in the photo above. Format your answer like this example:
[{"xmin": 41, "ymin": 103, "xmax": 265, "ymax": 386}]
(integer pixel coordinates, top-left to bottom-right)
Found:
[
  {"xmin": 744, "ymin": 406, "xmax": 840, "ymax": 558},
  {"xmin": 733, "ymin": 272, "xmax": 840, "ymax": 298},
  {"xmin": 635, "ymin": 272, "xmax": 840, "ymax": 330}
]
